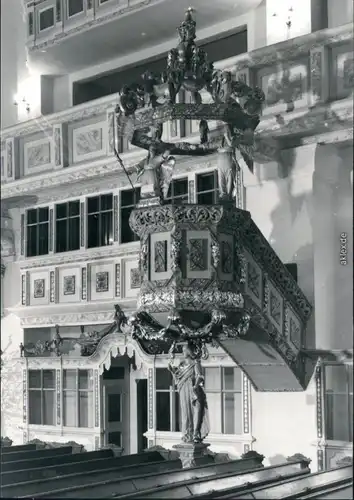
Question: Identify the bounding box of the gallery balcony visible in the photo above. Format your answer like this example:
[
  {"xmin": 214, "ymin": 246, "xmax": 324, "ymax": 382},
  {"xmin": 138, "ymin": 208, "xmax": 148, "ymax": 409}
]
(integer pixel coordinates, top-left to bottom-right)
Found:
[
  {"xmin": 1, "ymin": 22, "xmax": 352, "ymax": 193},
  {"xmin": 24, "ymin": 0, "xmax": 263, "ymax": 73}
]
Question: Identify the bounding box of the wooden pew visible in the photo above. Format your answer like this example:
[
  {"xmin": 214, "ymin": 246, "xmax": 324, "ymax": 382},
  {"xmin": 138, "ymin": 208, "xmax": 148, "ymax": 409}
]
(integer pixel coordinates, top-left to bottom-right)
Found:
[
  {"xmin": 113, "ymin": 459, "xmax": 311, "ymax": 500},
  {"xmin": 29, "ymin": 455, "xmax": 265, "ymax": 499},
  {"xmin": 1, "ymin": 446, "xmax": 73, "ymax": 463},
  {"xmin": 1, "ymin": 444, "xmax": 37, "ymax": 454},
  {"xmin": 1, "ymin": 449, "xmax": 115, "ymax": 485},
  {"xmin": 3, "ymin": 458, "xmax": 182, "ymax": 498},
  {"xmin": 208, "ymin": 465, "xmax": 353, "ymax": 499}
]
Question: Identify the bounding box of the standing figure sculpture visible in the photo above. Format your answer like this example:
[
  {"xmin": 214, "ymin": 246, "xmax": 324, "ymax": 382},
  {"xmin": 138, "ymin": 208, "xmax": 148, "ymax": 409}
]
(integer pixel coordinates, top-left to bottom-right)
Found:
[{"xmin": 168, "ymin": 342, "xmax": 210, "ymax": 444}]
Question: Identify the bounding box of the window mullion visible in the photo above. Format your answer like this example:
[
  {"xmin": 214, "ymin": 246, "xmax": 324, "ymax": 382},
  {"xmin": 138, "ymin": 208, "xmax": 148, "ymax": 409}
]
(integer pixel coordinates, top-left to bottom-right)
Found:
[{"xmin": 76, "ymin": 369, "xmax": 79, "ymax": 428}]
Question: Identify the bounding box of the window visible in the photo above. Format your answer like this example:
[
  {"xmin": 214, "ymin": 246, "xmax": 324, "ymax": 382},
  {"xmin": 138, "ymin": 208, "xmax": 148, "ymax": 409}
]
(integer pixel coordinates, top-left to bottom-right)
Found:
[
  {"xmin": 196, "ymin": 171, "xmax": 218, "ymax": 204},
  {"xmin": 26, "ymin": 207, "xmax": 49, "ymax": 257},
  {"xmin": 63, "ymin": 369, "xmax": 94, "ymax": 428},
  {"xmin": 68, "ymin": 0, "xmax": 84, "ymax": 17},
  {"xmin": 55, "ymin": 200, "xmax": 80, "ymax": 253},
  {"xmin": 155, "ymin": 368, "xmax": 180, "ymax": 432},
  {"xmin": 166, "ymin": 178, "xmax": 188, "ymax": 205},
  {"xmin": 120, "ymin": 189, "xmax": 140, "ymax": 244},
  {"xmin": 39, "ymin": 8, "xmax": 54, "ymax": 31},
  {"xmin": 87, "ymin": 194, "xmax": 113, "ymax": 248},
  {"xmin": 324, "ymin": 364, "xmax": 353, "ymax": 442},
  {"xmin": 28, "ymin": 370, "xmax": 56, "ymax": 425},
  {"xmin": 204, "ymin": 367, "xmax": 242, "ymax": 434}
]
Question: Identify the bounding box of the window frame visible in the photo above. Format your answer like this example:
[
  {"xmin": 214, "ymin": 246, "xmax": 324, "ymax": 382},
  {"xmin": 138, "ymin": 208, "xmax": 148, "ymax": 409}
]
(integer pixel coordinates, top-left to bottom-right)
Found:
[
  {"xmin": 119, "ymin": 188, "xmax": 141, "ymax": 244},
  {"xmin": 38, "ymin": 6, "xmax": 55, "ymax": 32},
  {"xmin": 62, "ymin": 368, "xmax": 94, "ymax": 429},
  {"xmin": 55, "ymin": 200, "xmax": 81, "ymax": 253},
  {"xmin": 26, "ymin": 206, "xmax": 50, "ymax": 258},
  {"xmin": 324, "ymin": 362, "xmax": 353, "ymax": 443},
  {"xmin": 204, "ymin": 366, "xmax": 243, "ymax": 435},
  {"xmin": 165, "ymin": 177, "xmax": 189, "ymax": 205},
  {"xmin": 155, "ymin": 368, "xmax": 179, "ymax": 432},
  {"xmin": 86, "ymin": 193, "xmax": 114, "ymax": 249},
  {"xmin": 28, "ymin": 370, "xmax": 56, "ymax": 426},
  {"xmin": 66, "ymin": 0, "xmax": 85, "ymax": 19},
  {"xmin": 196, "ymin": 170, "xmax": 218, "ymax": 205}
]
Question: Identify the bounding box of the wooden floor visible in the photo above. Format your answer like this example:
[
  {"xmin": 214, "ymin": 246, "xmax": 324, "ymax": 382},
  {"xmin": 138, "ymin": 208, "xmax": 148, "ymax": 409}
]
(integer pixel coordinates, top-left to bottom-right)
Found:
[{"xmin": 1, "ymin": 444, "xmax": 352, "ymax": 499}]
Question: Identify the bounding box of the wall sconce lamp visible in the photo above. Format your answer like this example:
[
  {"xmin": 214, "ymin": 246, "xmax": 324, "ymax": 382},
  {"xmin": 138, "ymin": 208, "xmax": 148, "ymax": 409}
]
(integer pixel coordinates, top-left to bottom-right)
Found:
[
  {"xmin": 272, "ymin": 6, "xmax": 294, "ymax": 31},
  {"xmin": 13, "ymin": 94, "xmax": 30, "ymax": 113}
]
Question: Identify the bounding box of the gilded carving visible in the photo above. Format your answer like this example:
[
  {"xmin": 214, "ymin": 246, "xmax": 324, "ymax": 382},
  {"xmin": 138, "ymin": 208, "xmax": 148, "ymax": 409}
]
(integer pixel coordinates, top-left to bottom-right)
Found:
[
  {"xmin": 81, "ymin": 267, "xmax": 87, "ymax": 300},
  {"xmin": 242, "ymin": 372, "xmax": 250, "ymax": 434},
  {"xmin": 94, "ymin": 370, "xmax": 99, "ymax": 427},
  {"xmin": 315, "ymin": 365, "xmax": 323, "ymax": 439}
]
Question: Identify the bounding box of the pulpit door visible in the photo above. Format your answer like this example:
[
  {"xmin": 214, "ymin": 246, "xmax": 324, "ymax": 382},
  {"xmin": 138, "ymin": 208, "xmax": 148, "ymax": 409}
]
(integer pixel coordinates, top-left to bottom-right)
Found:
[{"xmin": 103, "ymin": 381, "xmax": 127, "ymax": 453}]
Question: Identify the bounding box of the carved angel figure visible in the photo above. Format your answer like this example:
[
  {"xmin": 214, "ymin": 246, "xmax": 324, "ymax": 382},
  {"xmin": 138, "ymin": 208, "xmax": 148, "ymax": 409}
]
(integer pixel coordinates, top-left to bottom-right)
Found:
[
  {"xmin": 136, "ymin": 145, "xmax": 176, "ymax": 201},
  {"xmin": 118, "ymin": 85, "xmax": 139, "ymax": 116},
  {"xmin": 114, "ymin": 304, "xmax": 128, "ymax": 333}
]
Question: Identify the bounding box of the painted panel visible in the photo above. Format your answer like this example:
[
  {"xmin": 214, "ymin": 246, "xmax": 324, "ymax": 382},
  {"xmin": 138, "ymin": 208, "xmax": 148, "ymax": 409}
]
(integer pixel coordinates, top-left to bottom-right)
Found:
[
  {"xmin": 58, "ymin": 267, "xmax": 81, "ymax": 303},
  {"xmin": 90, "ymin": 262, "xmax": 114, "ymax": 301},
  {"xmin": 73, "ymin": 122, "xmax": 106, "ymax": 163},
  {"xmin": 24, "ymin": 138, "xmax": 52, "ymax": 174},
  {"xmin": 123, "ymin": 258, "xmax": 140, "ymax": 298},
  {"xmin": 30, "ymin": 271, "xmax": 50, "ymax": 306},
  {"xmin": 257, "ymin": 57, "xmax": 309, "ymax": 116}
]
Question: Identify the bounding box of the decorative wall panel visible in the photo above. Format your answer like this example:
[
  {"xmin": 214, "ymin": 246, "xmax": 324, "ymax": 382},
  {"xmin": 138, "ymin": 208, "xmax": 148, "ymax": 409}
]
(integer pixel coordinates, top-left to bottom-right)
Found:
[
  {"xmin": 73, "ymin": 122, "xmax": 106, "ymax": 163},
  {"xmin": 49, "ymin": 208, "xmax": 53, "ymax": 252},
  {"xmin": 24, "ymin": 138, "xmax": 52, "ymax": 174},
  {"xmin": 58, "ymin": 267, "xmax": 80, "ymax": 303},
  {"xmin": 265, "ymin": 279, "xmax": 284, "ymax": 333},
  {"xmin": 56, "ymin": 369, "xmax": 61, "ymax": 425},
  {"xmin": 49, "ymin": 270, "xmax": 55, "ymax": 302},
  {"xmin": 188, "ymin": 179, "xmax": 195, "ymax": 203},
  {"xmin": 113, "ymin": 195, "xmax": 119, "ymax": 242},
  {"xmin": 53, "ymin": 124, "xmax": 63, "ymax": 168},
  {"xmin": 257, "ymin": 58, "xmax": 309, "ymax": 115},
  {"xmin": 94, "ymin": 370, "xmax": 99, "ymax": 427},
  {"xmin": 23, "ymin": 369, "xmax": 27, "ymax": 424},
  {"xmin": 123, "ymin": 259, "xmax": 140, "ymax": 298},
  {"xmin": 81, "ymin": 266, "xmax": 87, "ymax": 300},
  {"xmin": 90, "ymin": 263, "xmax": 114, "ymax": 301},
  {"xmin": 80, "ymin": 202, "xmax": 85, "ymax": 248},
  {"xmin": 115, "ymin": 263, "xmax": 121, "ymax": 298},
  {"xmin": 5, "ymin": 138, "xmax": 14, "ymax": 180},
  {"xmin": 331, "ymin": 45, "xmax": 354, "ymax": 100},
  {"xmin": 20, "ymin": 214, "xmax": 25, "ymax": 256},
  {"xmin": 33, "ymin": 278, "xmax": 45, "ymax": 298},
  {"xmin": 186, "ymin": 230, "xmax": 211, "ymax": 279},
  {"xmin": 21, "ymin": 274, "xmax": 27, "ymax": 306}
]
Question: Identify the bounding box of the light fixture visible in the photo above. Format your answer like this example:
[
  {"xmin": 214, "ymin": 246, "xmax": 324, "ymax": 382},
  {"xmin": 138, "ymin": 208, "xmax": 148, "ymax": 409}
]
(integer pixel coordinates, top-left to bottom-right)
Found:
[{"xmin": 13, "ymin": 94, "xmax": 30, "ymax": 113}]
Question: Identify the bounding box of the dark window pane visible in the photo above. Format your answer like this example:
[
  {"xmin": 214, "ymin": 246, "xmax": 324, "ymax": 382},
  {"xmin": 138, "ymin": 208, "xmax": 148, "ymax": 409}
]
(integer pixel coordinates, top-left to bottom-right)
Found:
[
  {"xmin": 68, "ymin": 217, "xmax": 80, "ymax": 251},
  {"xmin": 27, "ymin": 225, "xmax": 38, "ymax": 257},
  {"xmin": 43, "ymin": 390, "xmax": 55, "ymax": 425},
  {"xmin": 27, "ymin": 209, "xmax": 37, "ymax": 224},
  {"xmin": 79, "ymin": 392, "xmax": 94, "ymax": 427},
  {"xmin": 87, "ymin": 196, "xmax": 99, "ymax": 214},
  {"xmin": 56, "ymin": 203, "xmax": 67, "ymax": 220},
  {"xmin": 197, "ymin": 192, "xmax": 215, "ymax": 205},
  {"xmin": 204, "ymin": 368, "xmax": 220, "ymax": 391},
  {"xmin": 69, "ymin": 201, "xmax": 80, "ymax": 217},
  {"xmin": 325, "ymin": 393, "xmax": 350, "ymax": 441},
  {"xmin": 121, "ymin": 208, "xmax": 137, "ymax": 243},
  {"xmin": 87, "ymin": 214, "xmax": 99, "ymax": 248},
  {"xmin": 56, "ymin": 219, "xmax": 67, "ymax": 253},
  {"xmin": 156, "ymin": 392, "xmax": 170, "ymax": 431},
  {"xmin": 197, "ymin": 172, "xmax": 215, "ymax": 192},
  {"xmin": 156, "ymin": 369, "xmax": 173, "ymax": 390},
  {"xmin": 223, "ymin": 392, "xmax": 242, "ymax": 434},
  {"xmin": 174, "ymin": 179, "xmax": 188, "ymax": 196},
  {"xmin": 108, "ymin": 393, "xmax": 121, "ymax": 423},
  {"xmin": 38, "ymin": 223, "xmax": 49, "ymax": 255},
  {"xmin": 39, "ymin": 8, "xmax": 54, "ymax": 30},
  {"xmin": 223, "ymin": 367, "xmax": 242, "ymax": 391},
  {"xmin": 43, "ymin": 370, "xmax": 55, "ymax": 389},
  {"xmin": 28, "ymin": 370, "xmax": 41, "ymax": 389},
  {"xmin": 101, "ymin": 194, "xmax": 113, "ymax": 211},
  {"xmin": 103, "ymin": 367, "xmax": 125, "ymax": 380},
  {"xmin": 175, "ymin": 392, "xmax": 180, "ymax": 432},
  {"xmin": 68, "ymin": 0, "xmax": 84, "ymax": 17},
  {"xmin": 100, "ymin": 211, "xmax": 113, "ymax": 246},
  {"xmin": 29, "ymin": 391, "xmax": 42, "ymax": 424},
  {"xmin": 121, "ymin": 189, "xmax": 135, "ymax": 207},
  {"xmin": 63, "ymin": 369, "xmax": 77, "ymax": 390},
  {"xmin": 38, "ymin": 207, "xmax": 49, "ymax": 223},
  {"xmin": 63, "ymin": 391, "xmax": 77, "ymax": 426},
  {"xmin": 79, "ymin": 369, "xmax": 93, "ymax": 390},
  {"xmin": 108, "ymin": 431, "xmax": 121, "ymax": 447}
]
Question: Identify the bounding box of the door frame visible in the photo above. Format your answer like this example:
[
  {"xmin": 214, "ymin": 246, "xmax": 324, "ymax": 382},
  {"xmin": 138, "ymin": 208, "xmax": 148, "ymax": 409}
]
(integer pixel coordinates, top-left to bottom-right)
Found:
[{"xmin": 102, "ymin": 379, "xmax": 129, "ymax": 453}]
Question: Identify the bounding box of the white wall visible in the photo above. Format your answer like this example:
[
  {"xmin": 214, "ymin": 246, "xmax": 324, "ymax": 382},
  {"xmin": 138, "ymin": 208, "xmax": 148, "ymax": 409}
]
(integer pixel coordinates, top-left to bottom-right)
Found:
[{"xmin": 328, "ymin": 0, "xmax": 353, "ymax": 28}]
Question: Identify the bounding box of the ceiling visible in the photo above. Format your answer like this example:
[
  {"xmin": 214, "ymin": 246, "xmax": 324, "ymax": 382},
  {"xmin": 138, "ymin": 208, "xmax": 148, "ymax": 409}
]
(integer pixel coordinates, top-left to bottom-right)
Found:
[{"xmin": 28, "ymin": 0, "xmax": 262, "ymax": 74}]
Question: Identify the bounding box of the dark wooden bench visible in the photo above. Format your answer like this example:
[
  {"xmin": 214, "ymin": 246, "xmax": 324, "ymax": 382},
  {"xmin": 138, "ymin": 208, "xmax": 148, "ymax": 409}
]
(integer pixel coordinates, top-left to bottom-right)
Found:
[
  {"xmin": 1, "ymin": 449, "xmax": 115, "ymax": 485},
  {"xmin": 29, "ymin": 455, "xmax": 265, "ymax": 499},
  {"xmin": 3, "ymin": 458, "xmax": 181, "ymax": 497},
  {"xmin": 1, "ymin": 444, "xmax": 37, "ymax": 454},
  {"xmin": 227, "ymin": 466, "xmax": 353, "ymax": 500},
  {"xmin": 114, "ymin": 459, "xmax": 311, "ymax": 499},
  {"xmin": 1, "ymin": 446, "xmax": 73, "ymax": 463}
]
